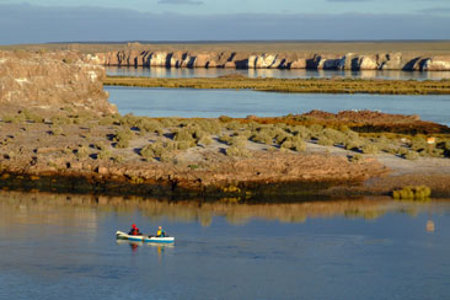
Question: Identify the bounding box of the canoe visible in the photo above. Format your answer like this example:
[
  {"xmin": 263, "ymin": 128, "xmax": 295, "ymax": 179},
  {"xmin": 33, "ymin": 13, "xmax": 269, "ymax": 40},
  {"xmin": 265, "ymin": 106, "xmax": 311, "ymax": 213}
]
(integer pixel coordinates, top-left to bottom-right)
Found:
[{"xmin": 116, "ymin": 231, "xmax": 175, "ymax": 243}]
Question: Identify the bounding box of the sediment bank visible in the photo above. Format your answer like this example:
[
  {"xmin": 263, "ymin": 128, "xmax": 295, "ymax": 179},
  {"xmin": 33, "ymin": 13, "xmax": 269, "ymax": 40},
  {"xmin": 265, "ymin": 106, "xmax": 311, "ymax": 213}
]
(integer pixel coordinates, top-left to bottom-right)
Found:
[{"xmin": 104, "ymin": 76, "xmax": 450, "ymax": 95}]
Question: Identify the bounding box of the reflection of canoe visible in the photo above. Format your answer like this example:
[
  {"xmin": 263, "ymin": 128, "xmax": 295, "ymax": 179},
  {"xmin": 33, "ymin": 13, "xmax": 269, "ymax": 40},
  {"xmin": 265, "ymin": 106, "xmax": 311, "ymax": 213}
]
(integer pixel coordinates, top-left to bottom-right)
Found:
[
  {"xmin": 116, "ymin": 239, "xmax": 175, "ymax": 248},
  {"xmin": 116, "ymin": 231, "xmax": 175, "ymax": 243}
]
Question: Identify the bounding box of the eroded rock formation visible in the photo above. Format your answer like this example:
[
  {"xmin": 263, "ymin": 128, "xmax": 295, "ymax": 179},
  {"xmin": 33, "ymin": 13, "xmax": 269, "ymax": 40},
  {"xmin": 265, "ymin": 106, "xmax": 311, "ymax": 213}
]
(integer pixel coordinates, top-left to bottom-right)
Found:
[
  {"xmin": 95, "ymin": 49, "xmax": 450, "ymax": 72},
  {"xmin": 0, "ymin": 50, "xmax": 116, "ymax": 114}
]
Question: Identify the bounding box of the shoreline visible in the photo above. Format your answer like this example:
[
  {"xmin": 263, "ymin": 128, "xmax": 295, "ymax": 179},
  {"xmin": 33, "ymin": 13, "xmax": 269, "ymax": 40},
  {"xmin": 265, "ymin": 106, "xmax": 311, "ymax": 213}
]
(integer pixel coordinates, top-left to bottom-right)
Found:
[{"xmin": 104, "ymin": 76, "xmax": 450, "ymax": 95}]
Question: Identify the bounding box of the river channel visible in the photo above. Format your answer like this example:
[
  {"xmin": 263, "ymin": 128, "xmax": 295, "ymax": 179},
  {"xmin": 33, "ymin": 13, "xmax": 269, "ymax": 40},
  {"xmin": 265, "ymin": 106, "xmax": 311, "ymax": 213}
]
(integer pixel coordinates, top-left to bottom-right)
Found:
[
  {"xmin": 106, "ymin": 86, "xmax": 450, "ymax": 126},
  {"xmin": 0, "ymin": 192, "xmax": 449, "ymax": 299}
]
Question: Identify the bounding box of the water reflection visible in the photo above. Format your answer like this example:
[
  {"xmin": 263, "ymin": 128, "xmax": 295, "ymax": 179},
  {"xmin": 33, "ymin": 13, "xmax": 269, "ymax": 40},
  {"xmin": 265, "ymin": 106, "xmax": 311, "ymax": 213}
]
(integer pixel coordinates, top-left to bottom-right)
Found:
[
  {"xmin": 0, "ymin": 190, "xmax": 448, "ymax": 229},
  {"xmin": 116, "ymin": 239, "xmax": 174, "ymax": 256},
  {"xmin": 106, "ymin": 66, "xmax": 450, "ymax": 81}
]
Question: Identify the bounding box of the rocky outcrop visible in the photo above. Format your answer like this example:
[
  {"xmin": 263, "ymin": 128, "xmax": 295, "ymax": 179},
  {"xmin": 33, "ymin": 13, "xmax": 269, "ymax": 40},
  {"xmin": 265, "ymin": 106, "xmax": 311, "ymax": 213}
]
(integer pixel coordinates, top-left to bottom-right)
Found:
[
  {"xmin": 378, "ymin": 53, "xmax": 403, "ymax": 70},
  {"xmin": 0, "ymin": 51, "xmax": 115, "ymax": 114},
  {"xmin": 95, "ymin": 49, "xmax": 450, "ymax": 72},
  {"xmin": 421, "ymin": 56, "xmax": 450, "ymax": 71}
]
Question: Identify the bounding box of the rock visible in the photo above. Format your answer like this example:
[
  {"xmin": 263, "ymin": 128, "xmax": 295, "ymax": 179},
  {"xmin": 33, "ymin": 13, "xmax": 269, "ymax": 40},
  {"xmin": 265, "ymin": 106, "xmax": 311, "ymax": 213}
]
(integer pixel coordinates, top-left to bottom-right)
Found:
[
  {"xmin": 421, "ymin": 56, "xmax": 450, "ymax": 71},
  {"xmin": 193, "ymin": 53, "xmax": 213, "ymax": 68},
  {"xmin": 358, "ymin": 56, "xmax": 378, "ymax": 70},
  {"xmin": 378, "ymin": 53, "xmax": 403, "ymax": 70},
  {"xmin": 223, "ymin": 61, "xmax": 236, "ymax": 68},
  {"xmin": 0, "ymin": 50, "xmax": 115, "ymax": 114},
  {"xmin": 95, "ymin": 166, "xmax": 109, "ymax": 175},
  {"xmin": 337, "ymin": 53, "xmax": 356, "ymax": 70},
  {"xmin": 289, "ymin": 58, "xmax": 307, "ymax": 69},
  {"xmin": 149, "ymin": 51, "xmax": 167, "ymax": 67},
  {"xmin": 247, "ymin": 55, "xmax": 257, "ymax": 69},
  {"xmin": 322, "ymin": 58, "xmax": 342, "ymax": 70},
  {"xmin": 250, "ymin": 54, "xmax": 277, "ymax": 68}
]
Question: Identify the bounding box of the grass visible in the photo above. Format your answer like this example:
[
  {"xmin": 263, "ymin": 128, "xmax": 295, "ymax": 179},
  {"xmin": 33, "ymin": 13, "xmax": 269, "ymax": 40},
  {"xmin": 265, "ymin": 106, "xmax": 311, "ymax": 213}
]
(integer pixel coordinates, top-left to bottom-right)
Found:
[
  {"xmin": 104, "ymin": 76, "xmax": 450, "ymax": 95},
  {"xmin": 113, "ymin": 129, "xmax": 133, "ymax": 148},
  {"xmin": 392, "ymin": 186, "xmax": 432, "ymax": 200}
]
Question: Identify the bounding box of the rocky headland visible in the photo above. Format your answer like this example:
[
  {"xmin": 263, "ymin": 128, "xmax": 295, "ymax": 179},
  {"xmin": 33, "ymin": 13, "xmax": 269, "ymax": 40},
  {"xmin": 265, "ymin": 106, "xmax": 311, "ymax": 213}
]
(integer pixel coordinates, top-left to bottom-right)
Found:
[{"xmin": 0, "ymin": 50, "xmax": 116, "ymax": 115}]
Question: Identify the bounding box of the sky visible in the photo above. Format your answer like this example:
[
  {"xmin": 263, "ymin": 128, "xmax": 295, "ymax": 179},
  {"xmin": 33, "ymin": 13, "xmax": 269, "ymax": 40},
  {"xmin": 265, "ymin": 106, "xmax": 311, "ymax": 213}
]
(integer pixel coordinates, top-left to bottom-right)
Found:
[{"xmin": 0, "ymin": 0, "xmax": 450, "ymax": 44}]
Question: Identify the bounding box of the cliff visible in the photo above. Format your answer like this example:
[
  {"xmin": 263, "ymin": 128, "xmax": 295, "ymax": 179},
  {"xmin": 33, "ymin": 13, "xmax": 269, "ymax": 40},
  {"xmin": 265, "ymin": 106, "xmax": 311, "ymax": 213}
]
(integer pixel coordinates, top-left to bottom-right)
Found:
[
  {"xmin": 0, "ymin": 51, "xmax": 116, "ymax": 114},
  {"xmin": 95, "ymin": 49, "xmax": 450, "ymax": 71}
]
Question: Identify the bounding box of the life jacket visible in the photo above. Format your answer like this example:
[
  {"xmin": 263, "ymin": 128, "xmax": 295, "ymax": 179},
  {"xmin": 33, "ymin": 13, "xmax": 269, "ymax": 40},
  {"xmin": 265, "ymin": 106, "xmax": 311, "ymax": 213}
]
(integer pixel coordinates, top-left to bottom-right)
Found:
[{"xmin": 157, "ymin": 229, "xmax": 164, "ymax": 237}]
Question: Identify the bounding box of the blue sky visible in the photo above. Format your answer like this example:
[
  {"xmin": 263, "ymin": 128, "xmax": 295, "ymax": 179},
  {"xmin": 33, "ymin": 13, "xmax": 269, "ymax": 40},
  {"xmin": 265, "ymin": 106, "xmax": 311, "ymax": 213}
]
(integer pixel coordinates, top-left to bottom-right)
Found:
[
  {"xmin": 2, "ymin": 0, "xmax": 450, "ymax": 15},
  {"xmin": 0, "ymin": 1, "xmax": 449, "ymax": 44}
]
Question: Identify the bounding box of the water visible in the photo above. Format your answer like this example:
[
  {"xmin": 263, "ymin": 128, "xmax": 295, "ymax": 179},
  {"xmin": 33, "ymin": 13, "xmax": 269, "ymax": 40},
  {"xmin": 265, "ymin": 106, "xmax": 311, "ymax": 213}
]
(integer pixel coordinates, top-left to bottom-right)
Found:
[
  {"xmin": 106, "ymin": 66, "xmax": 450, "ymax": 81},
  {"xmin": 0, "ymin": 192, "xmax": 449, "ymax": 299},
  {"xmin": 106, "ymin": 86, "xmax": 450, "ymax": 126}
]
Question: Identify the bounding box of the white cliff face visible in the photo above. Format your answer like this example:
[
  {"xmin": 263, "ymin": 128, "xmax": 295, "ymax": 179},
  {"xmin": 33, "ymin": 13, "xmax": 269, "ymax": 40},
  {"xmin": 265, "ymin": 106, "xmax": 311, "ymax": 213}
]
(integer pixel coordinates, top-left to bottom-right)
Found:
[
  {"xmin": 149, "ymin": 52, "xmax": 167, "ymax": 67},
  {"xmin": 379, "ymin": 53, "xmax": 402, "ymax": 70},
  {"xmin": 248, "ymin": 55, "xmax": 257, "ymax": 69},
  {"xmin": 251, "ymin": 54, "xmax": 277, "ymax": 68},
  {"xmin": 94, "ymin": 49, "xmax": 450, "ymax": 72},
  {"xmin": 422, "ymin": 56, "xmax": 450, "ymax": 71},
  {"xmin": 358, "ymin": 56, "xmax": 378, "ymax": 70},
  {"xmin": 290, "ymin": 58, "xmax": 306, "ymax": 69}
]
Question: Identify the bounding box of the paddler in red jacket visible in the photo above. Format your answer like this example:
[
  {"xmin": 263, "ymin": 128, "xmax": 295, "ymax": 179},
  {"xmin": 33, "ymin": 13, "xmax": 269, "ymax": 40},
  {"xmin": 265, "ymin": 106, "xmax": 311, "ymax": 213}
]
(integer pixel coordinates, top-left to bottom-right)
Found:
[{"xmin": 128, "ymin": 224, "xmax": 141, "ymax": 236}]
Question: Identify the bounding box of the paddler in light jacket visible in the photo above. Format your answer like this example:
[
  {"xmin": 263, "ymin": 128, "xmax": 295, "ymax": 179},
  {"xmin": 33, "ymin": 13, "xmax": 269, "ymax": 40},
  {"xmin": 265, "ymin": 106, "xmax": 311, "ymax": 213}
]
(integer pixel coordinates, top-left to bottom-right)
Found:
[{"xmin": 156, "ymin": 226, "xmax": 166, "ymax": 237}]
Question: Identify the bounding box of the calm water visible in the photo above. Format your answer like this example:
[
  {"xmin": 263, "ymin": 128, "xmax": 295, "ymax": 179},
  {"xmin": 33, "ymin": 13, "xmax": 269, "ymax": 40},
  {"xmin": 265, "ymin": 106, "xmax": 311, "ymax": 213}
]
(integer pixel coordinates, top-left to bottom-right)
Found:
[
  {"xmin": 0, "ymin": 192, "xmax": 449, "ymax": 299},
  {"xmin": 106, "ymin": 66, "xmax": 450, "ymax": 81},
  {"xmin": 106, "ymin": 86, "xmax": 450, "ymax": 126}
]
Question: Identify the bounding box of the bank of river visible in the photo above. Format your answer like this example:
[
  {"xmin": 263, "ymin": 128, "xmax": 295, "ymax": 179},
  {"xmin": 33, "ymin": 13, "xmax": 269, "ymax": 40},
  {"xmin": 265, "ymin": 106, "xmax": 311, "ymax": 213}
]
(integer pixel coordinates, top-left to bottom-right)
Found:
[
  {"xmin": 106, "ymin": 66, "xmax": 450, "ymax": 81},
  {"xmin": 0, "ymin": 191, "xmax": 449, "ymax": 299},
  {"xmin": 106, "ymin": 86, "xmax": 450, "ymax": 126}
]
